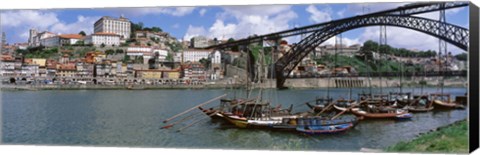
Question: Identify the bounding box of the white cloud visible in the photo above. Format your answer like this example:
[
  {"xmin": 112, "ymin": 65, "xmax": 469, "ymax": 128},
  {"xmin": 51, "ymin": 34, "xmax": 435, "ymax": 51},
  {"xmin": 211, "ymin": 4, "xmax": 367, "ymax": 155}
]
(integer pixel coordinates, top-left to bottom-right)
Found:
[
  {"xmin": 1, "ymin": 10, "xmax": 59, "ymax": 29},
  {"xmin": 306, "ymin": 5, "xmax": 332, "ymax": 23},
  {"xmin": 1, "ymin": 10, "xmax": 97, "ymax": 42},
  {"xmin": 50, "ymin": 15, "xmax": 99, "ymax": 35},
  {"xmin": 199, "ymin": 8, "xmax": 207, "ymax": 16},
  {"xmin": 117, "ymin": 7, "xmax": 195, "ymax": 17},
  {"xmin": 321, "ymin": 36, "xmax": 361, "ymax": 46},
  {"xmin": 184, "ymin": 5, "xmax": 298, "ymax": 41},
  {"xmin": 358, "ymin": 26, "xmax": 465, "ymax": 54},
  {"xmin": 183, "ymin": 25, "xmax": 207, "ymax": 40},
  {"xmin": 172, "ymin": 23, "xmax": 180, "ymax": 29},
  {"xmin": 346, "ymin": 3, "xmax": 407, "ymax": 15}
]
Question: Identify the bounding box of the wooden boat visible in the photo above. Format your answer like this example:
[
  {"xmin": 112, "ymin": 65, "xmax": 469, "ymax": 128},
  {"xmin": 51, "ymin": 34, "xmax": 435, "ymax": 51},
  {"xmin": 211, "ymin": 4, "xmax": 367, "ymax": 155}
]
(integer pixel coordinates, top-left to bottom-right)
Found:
[
  {"xmin": 388, "ymin": 92, "xmax": 412, "ymax": 108},
  {"xmin": 334, "ymin": 100, "xmax": 412, "ymax": 120},
  {"xmin": 271, "ymin": 116, "xmax": 358, "ymax": 134},
  {"xmin": 198, "ymin": 106, "xmax": 224, "ymax": 119},
  {"xmin": 305, "ymin": 97, "xmax": 334, "ymax": 113},
  {"xmin": 431, "ymin": 93, "xmax": 465, "ymax": 109},
  {"xmin": 332, "ymin": 99, "xmax": 357, "ymax": 112},
  {"xmin": 404, "ymin": 95, "xmax": 434, "ymax": 112}
]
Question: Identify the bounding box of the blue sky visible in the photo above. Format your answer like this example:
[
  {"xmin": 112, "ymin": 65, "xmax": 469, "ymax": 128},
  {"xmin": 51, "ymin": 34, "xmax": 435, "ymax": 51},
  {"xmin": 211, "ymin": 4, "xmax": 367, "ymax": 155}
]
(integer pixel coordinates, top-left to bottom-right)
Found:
[{"xmin": 0, "ymin": 2, "xmax": 469, "ymax": 53}]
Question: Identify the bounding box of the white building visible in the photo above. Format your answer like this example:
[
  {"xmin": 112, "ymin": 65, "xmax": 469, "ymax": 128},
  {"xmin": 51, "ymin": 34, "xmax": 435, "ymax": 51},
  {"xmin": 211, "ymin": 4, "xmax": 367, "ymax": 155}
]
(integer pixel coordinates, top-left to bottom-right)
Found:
[
  {"xmin": 85, "ymin": 33, "xmax": 121, "ymax": 47},
  {"xmin": 94, "ymin": 16, "xmax": 131, "ymax": 40},
  {"xmin": 28, "ymin": 29, "xmax": 57, "ymax": 47},
  {"xmin": 153, "ymin": 49, "xmax": 168, "ymax": 61},
  {"xmin": 182, "ymin": 49, "xmax": 212, "ymax": 63},
  {"xmin": 210, "ymin": 50, "xmax": 222, "ymax": 80},
  {"xmin": 126, "ymin": 46, "xmax": 153, "ymax": 56}
]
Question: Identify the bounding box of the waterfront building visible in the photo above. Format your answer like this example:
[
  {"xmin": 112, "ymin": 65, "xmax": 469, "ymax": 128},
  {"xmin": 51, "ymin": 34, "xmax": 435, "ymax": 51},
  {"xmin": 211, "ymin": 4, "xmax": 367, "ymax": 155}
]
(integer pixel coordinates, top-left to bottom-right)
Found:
[
  {"xmin": 182, "ymin": 63, "xmax": 207, "ymax": 81},
  {"xmin": 84, "ymin": 33, "xmax": 121, "ymax": 47},
  {"xmin": 182, "ymin": 49, "xmax": 212, "ymax": 63},
  {"xmin": 21, "ymin": 64, "xmax": 39, "ymax": 77},
  {"xmin": 0, "ymin": 56, "xmax": 16, "ymax": 77},
  {"xmin": 190, "ymin": 36, "xmax": 209, "ymax": 48},
  {"xmin": 135, "ymin": 69, "xmax": 163, "ymax": 79},
  {"xmin": 94, "ymin": 63, "xmax": 113, "ymax": 78},
  {"xmin": 46, "ymin": 60, "xmax": 58, "ymax": 77},
  {"xmin": 94, "ymin": 16, "xmax": 131, "ymax": 40},
  {"xmin": 75, "ymin": 62, "xmax": 94, "ymax": 78},
  {"xmin": 56, "ymin": 63, "xmax": 76, "ymax": 78}
]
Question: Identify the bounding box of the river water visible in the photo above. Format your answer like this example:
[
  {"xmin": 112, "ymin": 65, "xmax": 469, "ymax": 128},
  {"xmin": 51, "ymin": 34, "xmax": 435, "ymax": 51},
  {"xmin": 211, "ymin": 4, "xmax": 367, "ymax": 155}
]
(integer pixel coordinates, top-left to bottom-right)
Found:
[{"xmin": 1, "ymin": 87, "xmax": 467, "ymax": 151}]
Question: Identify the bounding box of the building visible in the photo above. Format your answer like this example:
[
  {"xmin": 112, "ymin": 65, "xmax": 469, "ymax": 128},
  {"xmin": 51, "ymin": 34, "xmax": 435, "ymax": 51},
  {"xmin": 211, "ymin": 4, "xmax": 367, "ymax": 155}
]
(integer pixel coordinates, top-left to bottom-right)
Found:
[
  {"xmin": 126, "ymin": 46, "xmax": 153, "ymax": 56},
  {"xmin": 183, "ymin": 63, "xmax": 207, "ymax": 81},
  {"xmin": 210, "ymin": 50, "xmax": 222, "ymax": 80},
  {"xmin": 41, "ymin": 34, "xmax": 84, "ymax": 47},
  {"xmin": 0, "ymin": 55, "xmax": 16, "ymax": 77},
  {"xmin": 28, "ymin": 29, "xmax": 57, "ymax": 47},
  {"xmin": 57, "ymin": 63, "xmax": 76, "ymax": 78},
  {"xmin": 21, "ymin": 64, "xmax": 39, "ymax": 77},
  {"xmin": 153, "ymin": 49, "xmax": 168, "ymax": 61},
  {"xmin": 182, "ymin": 49, "xmax": 212, "ymax": 63},
  {"xmin": 190, "ymin": 36, "xmax": 209, "ymax": 48},
  {"xmin": 135, "ymin": 31, "xmax": 170, "ymax": 42},
  {"xmin": 75, "ymin": 62, "xmax": 94, "ymax": 78},
  {"xmin": 94, "ymin": 16, "xmax": 131, "ymax": 40},
  {"xmin": 84, "ymin": 33, "xmax": 121, "ymax": 47},
  {"xmin": 315, "ymin": 44, "xmax": 362, "ymax": 58}
]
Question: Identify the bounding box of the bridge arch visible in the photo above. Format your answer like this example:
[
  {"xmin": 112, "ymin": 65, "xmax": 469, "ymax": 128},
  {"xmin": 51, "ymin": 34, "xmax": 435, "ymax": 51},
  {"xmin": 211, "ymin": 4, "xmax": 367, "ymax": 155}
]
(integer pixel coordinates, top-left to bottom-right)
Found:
[{"xmin": 275, "ymin": 15, "xmax": 469, "ymax": 88}]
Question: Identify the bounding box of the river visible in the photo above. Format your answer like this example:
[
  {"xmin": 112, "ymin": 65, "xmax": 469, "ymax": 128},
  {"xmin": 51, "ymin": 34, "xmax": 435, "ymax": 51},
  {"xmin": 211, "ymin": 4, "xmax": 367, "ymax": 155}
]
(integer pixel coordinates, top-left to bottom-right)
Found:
[{"xmin": 1, "ymin": 87, "xmax": 468, "ymax": 151}]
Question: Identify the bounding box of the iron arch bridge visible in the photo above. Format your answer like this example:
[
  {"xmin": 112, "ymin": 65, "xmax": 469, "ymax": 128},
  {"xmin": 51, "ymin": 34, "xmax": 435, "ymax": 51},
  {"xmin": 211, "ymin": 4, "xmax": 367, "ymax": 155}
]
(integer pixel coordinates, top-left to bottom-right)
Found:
[{"xmin": 275, "ymin": 14, "xmax": 469, "ymax": 88}]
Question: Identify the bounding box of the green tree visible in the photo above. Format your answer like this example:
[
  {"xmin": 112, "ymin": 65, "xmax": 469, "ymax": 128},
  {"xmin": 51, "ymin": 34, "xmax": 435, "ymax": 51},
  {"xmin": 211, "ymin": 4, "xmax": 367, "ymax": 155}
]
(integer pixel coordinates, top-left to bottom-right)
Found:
[
  {"xmin": 105, "ymin": 49, "xmax": 115, "ymax": 55},
  {"xmin": 455, "ymin": 53, "xmax": 467, "ymax": 61},
  {"xmin": 199, "ymin": 58, "xmax": 211, "ymax": 69},
  {"xmin": 115, "ymin": 49, "xmax": 124, "ymax": 54},
  {"xmin": 100, "ymin": 43, "xmax": 106, "ymax": 48},
  {"xmin": 151, "ymin": 26, "xmax": 162, "ymax": 32},
  {"xmin": 78, "ymin": 31, "xmax": 86, "ymax": 36}
]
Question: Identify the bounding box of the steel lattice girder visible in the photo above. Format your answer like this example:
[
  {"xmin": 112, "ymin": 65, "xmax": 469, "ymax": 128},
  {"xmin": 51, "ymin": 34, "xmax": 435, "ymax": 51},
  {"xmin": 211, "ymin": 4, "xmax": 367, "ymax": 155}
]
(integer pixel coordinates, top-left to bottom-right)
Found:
[
  {"xmin": 207, "ymin": 2, "xmax": 468, "ymax": 49},
  {"xmin": 275, "ymin": 14, "xmax": 469, "ymax": 87}
]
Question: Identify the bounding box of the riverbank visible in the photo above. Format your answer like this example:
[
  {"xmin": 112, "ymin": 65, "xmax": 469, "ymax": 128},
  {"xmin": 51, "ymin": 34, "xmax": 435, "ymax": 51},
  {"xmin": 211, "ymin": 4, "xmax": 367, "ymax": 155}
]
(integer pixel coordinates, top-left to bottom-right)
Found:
[
  {"xmin": 0, "ymin": 83, "xmax": 467, "ymax": 91},
  {"xmin": 385, "ymin": 119, "xmax": 468, "ymax": 153}
]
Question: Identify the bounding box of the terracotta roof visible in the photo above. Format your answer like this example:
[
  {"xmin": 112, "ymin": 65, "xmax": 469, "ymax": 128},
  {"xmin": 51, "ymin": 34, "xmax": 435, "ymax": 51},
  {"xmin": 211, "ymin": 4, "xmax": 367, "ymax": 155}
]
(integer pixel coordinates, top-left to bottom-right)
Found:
[{"xmin": 59, "ymin": 34, "xmax": 84, "ymax": 39}]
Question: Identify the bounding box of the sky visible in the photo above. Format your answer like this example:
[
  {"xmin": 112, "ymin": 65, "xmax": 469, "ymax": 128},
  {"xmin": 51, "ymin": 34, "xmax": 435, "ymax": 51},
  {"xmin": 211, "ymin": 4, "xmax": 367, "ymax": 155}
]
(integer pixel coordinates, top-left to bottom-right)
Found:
[{"xmin": 0, "ymin": 2, "xmax": 470, "ymax": 54}]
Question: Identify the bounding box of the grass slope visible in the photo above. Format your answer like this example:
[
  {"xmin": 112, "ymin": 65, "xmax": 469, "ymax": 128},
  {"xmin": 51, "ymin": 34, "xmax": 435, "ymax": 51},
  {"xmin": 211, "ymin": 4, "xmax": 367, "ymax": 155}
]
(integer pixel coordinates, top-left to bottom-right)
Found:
[{"xmin": 385, "ymin": 119, "xmax": 468, "ymax": 153}]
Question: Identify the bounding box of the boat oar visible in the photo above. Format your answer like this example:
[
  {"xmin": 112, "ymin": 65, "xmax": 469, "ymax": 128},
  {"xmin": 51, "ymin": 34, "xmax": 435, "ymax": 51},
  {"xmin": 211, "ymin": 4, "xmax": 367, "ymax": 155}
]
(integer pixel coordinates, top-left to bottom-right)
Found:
[
  {"xmin": 161, "ymin": 111, "xmax": 205, "ymax": 129},
  {"xmin": 331, "ymin": 102, "xmax": 357, "ymax": 120},
  {"xmin": 315, "ymin": 101, "xmax": 337, "ymax": 116},
  {"xmin": 176, "ymin": 111, "xmax": 219, "ymax": 132},
  {"xmin": 163, "ymin": 94, "xmax": 227, "ymax": 123}
]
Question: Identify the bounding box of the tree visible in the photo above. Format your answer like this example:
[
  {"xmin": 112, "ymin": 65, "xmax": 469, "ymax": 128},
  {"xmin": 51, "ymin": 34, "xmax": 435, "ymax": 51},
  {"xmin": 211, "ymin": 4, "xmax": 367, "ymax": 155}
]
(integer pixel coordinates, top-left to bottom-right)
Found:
[
  {"xmin": 78, "ymin": 31, "xmax": 86, "ymax": 36},
  {"xmin": 115, "ymin": 49, "xmax": 124, "ymax": 54},
  {"xmin": 105, "ymin": 49, "xmax": 115, "ymax": 55},
  {"xmin": 123, "ymin": 55, "xmax": 131, "ymax": 63},
  {"xmin": 100, "ymin": 43, "xmax": 106, "ymax": 48},
  {"xmin": 151, "ymin": 26, "xmax": 162, "ymax": 32},
  {"xmin": 455, "ymin": 53, "xmax": 467, "ymax": 61},
  {"xmin": 199, "ymin": 58, "xmax": 211, "ymax": 69}
]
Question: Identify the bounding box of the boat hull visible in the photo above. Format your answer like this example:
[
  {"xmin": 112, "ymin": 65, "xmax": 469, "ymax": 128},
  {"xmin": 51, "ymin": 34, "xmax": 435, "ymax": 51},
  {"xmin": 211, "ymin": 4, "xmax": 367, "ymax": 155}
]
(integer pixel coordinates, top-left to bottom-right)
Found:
[{"xmin": 432, "ymin": 100, "xmax": 465, "ymax": 109}]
